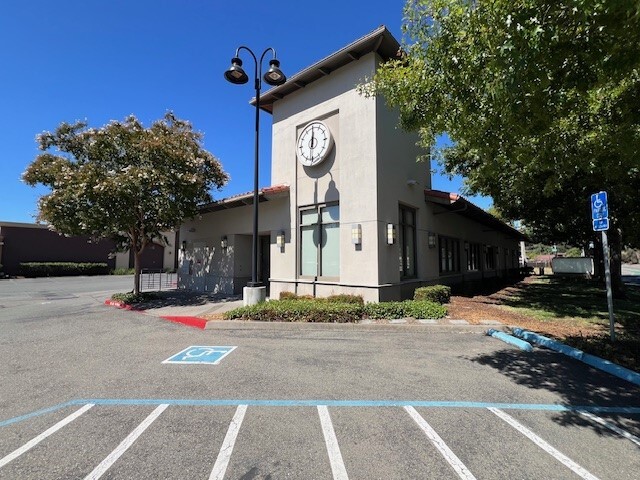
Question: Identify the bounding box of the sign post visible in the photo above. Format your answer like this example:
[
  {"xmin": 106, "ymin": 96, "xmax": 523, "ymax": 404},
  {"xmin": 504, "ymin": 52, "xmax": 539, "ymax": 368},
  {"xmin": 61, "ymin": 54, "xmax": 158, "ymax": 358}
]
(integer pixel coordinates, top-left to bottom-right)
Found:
[{"xmin": 591, "ymin": 191, "xmax": 615, "ymax": 342}]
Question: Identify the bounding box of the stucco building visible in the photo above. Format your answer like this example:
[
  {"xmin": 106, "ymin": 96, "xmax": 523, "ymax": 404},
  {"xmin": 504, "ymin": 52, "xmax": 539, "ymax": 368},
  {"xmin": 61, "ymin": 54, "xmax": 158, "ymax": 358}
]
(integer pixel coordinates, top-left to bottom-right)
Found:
[{"xmin": 178, "ymin": 26, "xmax": 524, "ymax": 302}]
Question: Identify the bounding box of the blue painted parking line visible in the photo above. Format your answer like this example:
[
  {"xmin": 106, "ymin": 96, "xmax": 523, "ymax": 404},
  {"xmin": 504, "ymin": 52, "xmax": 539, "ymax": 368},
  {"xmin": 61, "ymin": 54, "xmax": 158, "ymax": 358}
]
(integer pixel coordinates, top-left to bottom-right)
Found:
[{"xmin": 162, "ymin": 346, "xmax": 237, "ymax": 365}]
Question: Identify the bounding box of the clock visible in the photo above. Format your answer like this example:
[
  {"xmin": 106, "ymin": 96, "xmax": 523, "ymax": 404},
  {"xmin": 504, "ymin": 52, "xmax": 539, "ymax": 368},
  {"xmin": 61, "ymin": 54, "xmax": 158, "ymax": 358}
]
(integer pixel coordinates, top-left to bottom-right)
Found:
[{"xmin": 296, "ymin": 121, "xmax": 334, "ymax": 167}]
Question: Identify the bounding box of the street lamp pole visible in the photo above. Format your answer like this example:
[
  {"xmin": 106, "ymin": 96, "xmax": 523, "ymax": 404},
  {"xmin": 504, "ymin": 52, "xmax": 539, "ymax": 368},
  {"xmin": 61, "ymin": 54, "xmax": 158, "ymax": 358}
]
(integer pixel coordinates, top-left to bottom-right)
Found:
[{"xmin": 224, "ymin": 47, "xmax": 286, "ymax": 304}]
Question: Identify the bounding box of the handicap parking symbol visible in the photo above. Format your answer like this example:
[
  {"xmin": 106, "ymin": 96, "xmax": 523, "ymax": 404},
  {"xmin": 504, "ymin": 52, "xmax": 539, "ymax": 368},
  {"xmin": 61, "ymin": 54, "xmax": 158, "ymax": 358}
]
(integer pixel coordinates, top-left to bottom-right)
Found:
[{"xmin": 162, "ymin": 346, "xmax": 237, "ymax": 365}]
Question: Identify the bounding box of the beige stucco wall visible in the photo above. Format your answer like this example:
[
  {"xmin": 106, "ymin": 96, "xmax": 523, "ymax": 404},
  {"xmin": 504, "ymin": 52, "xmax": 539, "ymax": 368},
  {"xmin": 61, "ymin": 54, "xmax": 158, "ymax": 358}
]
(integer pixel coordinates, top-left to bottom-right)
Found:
[
  {"xmin": 178, "ymin": 197, "xmax": 289, "ymax": 293},
  {"xmin": 269, "ymin": 53, "xmax": 382, "ymax": 301}
]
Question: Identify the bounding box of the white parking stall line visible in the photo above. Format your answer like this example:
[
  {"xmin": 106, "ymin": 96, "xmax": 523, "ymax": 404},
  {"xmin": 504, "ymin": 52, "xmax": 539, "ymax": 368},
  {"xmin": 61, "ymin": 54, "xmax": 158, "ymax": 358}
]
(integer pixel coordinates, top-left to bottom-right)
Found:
[
  {"xmin": 577, "ymin": 410, "xmax": 640, "ymax": 447},
  {"xmin": 404, "ymin": 406, "xmax": 477, "ymax": 480},
  {"xmin": 209, "ymin": 404, "xmax": 248, "ymax": 480},
  {"xmin": 488, "ymin": 407, "xmax": 601, "ymax": 480},
  {"xmin": 317, "ymin": 406, "xmax": 349, "ymax": 480},
  {"xmin": 84, "ymin": 404, "xmax": 168, "ymax": 480},
  {"xmin": 0, "ymin": 403, "xmax": 94, "ymax": 469}
]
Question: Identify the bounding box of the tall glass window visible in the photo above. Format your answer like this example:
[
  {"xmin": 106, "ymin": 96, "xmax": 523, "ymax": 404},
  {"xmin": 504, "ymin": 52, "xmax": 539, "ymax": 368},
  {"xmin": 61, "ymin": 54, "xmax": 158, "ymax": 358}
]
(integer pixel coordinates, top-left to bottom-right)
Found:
[
  {"xmin": 439, "ymin": 236, "xmax": 461, "ymax": 274},
  {"xmin": 300, "ymin": 204, "xmax": 339, "ymax": 278},
  {"xmin": 399, "ymin": 205, "xmax": 416, "ymax": 278},
  {"xmin": 467, "ymin": 243, "xmax": 481, "ymax": 271}
]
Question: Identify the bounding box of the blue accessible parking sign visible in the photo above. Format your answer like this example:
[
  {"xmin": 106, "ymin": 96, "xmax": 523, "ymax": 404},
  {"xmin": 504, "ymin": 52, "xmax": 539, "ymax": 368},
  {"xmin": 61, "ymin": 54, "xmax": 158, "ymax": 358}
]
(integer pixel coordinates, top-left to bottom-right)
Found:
[
  {"xmin": 591, "ymin": 191, "xmax": 609, "ymax": 232},
  {"xmin": 162, "ymin": 346, "xmax": 237, "ymax": 365}
]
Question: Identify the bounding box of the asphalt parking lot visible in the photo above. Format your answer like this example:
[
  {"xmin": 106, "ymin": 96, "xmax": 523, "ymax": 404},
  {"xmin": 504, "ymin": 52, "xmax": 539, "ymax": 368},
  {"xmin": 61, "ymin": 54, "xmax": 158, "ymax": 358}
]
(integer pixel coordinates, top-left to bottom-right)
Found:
[{"xmin": 0, "ymin": 276, "xmax": 638, "ymax": 479}]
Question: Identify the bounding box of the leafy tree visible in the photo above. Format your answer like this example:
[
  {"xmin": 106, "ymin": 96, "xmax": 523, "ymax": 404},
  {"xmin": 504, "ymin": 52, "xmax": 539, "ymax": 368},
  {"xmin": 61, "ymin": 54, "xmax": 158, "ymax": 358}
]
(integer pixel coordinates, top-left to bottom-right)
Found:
[
  {"xmin": 23, "ymin": 112, "xmax": 228, "ymax": 294},
  {"xmin": 364, "ymin": 0, "xmax": 640, "ymax": 296}
]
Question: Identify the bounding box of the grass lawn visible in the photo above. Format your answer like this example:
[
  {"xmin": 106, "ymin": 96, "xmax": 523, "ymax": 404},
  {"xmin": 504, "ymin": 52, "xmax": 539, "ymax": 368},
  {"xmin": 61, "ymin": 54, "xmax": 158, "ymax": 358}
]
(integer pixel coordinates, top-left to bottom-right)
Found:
[{"xmin": 448, "ymin": 276, "xmax": 640, "ymax": 372}]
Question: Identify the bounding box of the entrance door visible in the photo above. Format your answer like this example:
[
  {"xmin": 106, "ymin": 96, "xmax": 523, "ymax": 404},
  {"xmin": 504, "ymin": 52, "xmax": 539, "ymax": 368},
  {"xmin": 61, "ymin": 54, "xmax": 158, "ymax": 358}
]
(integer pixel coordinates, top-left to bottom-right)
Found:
[{"xmin": 259, "ymin": 235, "xmax": 271, "ymax": 296}]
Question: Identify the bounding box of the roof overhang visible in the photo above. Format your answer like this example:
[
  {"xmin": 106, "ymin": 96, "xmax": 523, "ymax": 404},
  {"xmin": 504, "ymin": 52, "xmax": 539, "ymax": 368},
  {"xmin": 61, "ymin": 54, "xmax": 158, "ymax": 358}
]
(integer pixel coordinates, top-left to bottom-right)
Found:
[
  {"xmin": 252, "ymin": 25, "xmax": 401, "ymax": 114},
  {"xmin": 425, "ymin": 189, "xmax": 527, "ymax": 241},
  {"xmin": 198, "ymin": 184, "xmax": 289, "ymax": 214}
]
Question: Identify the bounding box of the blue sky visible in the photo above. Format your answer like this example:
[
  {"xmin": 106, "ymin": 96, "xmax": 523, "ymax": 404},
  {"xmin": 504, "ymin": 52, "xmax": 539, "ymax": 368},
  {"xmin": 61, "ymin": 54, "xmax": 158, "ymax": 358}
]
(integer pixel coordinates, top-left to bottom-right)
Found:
[{"xmin": 0, "ymin": 0, "xmax": 490, "ymax": 223}]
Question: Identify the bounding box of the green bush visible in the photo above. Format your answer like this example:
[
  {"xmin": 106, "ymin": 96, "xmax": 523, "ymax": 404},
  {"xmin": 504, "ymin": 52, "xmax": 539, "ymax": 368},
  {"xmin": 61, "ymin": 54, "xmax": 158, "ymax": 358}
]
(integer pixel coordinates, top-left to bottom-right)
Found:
[
  {"xmin": 19, "ymin": 262, "xmax": 110, "ymax": 277},
  {"xmin": 404, "ymin": 300, "xmax": 447, "ymax": 319},
  {"xmin": 224, "ymin": 299, "xmax": 363, "ymax": 323},
  {"xmin": 111, "ymin": 268, "xmax": 136, "ymax": 275},
  {"xmin": 364, "ymin": 300, "xmax": 447, "ymax": 319},
  {"xmin": 413, "ymin": 285, "xmax": 451, "ymax": 304},
  {"xmin": 325, "ymin": 294, "xmax": 364, "ymax": 305},
  {"xmin": 111, "ymin": 292, "xmax": 159, "ymax": 304},
  {"xmin": 363, "ymin": 301, "xmax": 407, "ymax": 319}
]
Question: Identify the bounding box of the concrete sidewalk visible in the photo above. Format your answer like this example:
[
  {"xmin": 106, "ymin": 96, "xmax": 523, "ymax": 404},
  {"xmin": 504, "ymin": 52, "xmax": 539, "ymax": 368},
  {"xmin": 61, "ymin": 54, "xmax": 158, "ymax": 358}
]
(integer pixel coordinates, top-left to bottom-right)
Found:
[{"xmin": 134, "ymin": 290, "xmax": 244, "ymax": 318}]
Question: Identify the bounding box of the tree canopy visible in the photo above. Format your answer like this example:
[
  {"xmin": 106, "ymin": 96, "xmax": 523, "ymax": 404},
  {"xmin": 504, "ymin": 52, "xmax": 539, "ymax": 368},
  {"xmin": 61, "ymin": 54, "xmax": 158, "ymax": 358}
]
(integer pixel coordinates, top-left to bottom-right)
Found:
[
  {"xmin": 23, "ymin": 112, "xmax": 228, "ymax": 293},
  {"xmin": 365, "ymin": 0, "xmax": 640, "ymax": 251}
]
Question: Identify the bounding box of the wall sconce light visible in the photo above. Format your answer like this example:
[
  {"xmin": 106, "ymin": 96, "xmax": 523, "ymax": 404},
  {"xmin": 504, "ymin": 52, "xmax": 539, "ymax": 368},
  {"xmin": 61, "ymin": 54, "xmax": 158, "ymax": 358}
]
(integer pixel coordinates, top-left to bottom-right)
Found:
[
  {"xmin": 181, "ymin": 240, "xmax": 187, "ymax": 252},
  {"xmin": 386, "ymin": 223, "xmax": 396, "ymax": 245},
  {"xmin": 427, "ymin": 232, "xmax": 436, "ymax": 248},
  {"xmin": 221, "ymin": 236, "xmax": 228, "ymax": 250},
  {"xmin": 276, "ymin": 231, "xmax": 285, "ymax": 251},
  {"xmin": 351, "ymin": 224, "xmax": 362, "ymax": 245}
]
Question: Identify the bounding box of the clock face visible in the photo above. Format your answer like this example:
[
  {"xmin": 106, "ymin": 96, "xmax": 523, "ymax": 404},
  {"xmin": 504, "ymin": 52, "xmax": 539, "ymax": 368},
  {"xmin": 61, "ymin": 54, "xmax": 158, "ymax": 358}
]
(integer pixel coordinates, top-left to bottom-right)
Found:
[{"xmin": 297, "ymin": 121, "xmax": 334, "ymax": 167}]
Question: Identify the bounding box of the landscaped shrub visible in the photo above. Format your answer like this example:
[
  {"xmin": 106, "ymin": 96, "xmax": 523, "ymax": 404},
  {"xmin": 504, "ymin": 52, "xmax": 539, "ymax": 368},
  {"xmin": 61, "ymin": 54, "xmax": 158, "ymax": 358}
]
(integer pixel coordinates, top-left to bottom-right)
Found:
[
  {"xmin": 404, "ymin": 300, "xmax": 447, "ymax": 319},
  {"xmin": 326, "ymin": 294, "xmax": 364, "ymax": 305},
  {"xmin": 111, "ymin": 292, "xmax": 159, "ymax": 304},
  {"xmin": 19, "ymin": 262, "xmax": 110, "ymax": 277},
  {"xmin": 111, "ymin": 268, "xmax": 136, "ymax": 275},
  {"xmin": 363, "ymin": 301, "xmax": 407, "ymax": 319},
  {"xmin": 364, "ymin": 300, "xmax": 447, "ymax": 319},
  {"xmin": 413, "ymin": 285, "xmax": 451, "ymax": 304},
  {"xmin": 224, "ymin": 299, "xmax": 363, "ymax": 323},
  {"xmin": 278, "ymin": 292, "xmax": 316, "ymax": 300}
]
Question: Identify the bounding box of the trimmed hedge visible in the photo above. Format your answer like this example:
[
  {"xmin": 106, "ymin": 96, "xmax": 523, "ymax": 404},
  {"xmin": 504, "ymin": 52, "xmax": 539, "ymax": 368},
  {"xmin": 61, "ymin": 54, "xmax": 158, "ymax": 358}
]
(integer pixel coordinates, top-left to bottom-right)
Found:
[
  {"xmin": 111, "ymin": 292, "xmax": 159, "ymax": 304},
  {"xmin": 278, "ymin": 292, "xmax": 364, "ymax": 305},
  {"xmin": 413, "ymin": 285, "xmax": 451, "ymax": 304},
  {"xmin": 224, "ymin": 299, "xmax": 363, "ymax": 323},
  {"xmin": 364, "ymin": 300, "xmax": 447, "ymax": 319},
  {"xmin": 224, "ymin": 298, "xmax": 447, "ymax": 322},
  {"xmin": 19, "ymin": 262, "xmax": 110, "ymax": 277}
]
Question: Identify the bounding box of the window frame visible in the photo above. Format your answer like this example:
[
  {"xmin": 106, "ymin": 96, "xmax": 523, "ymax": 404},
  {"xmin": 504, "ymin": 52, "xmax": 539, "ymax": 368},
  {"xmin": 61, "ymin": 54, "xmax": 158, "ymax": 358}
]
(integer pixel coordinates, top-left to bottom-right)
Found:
[
  {"xmin": 466, "ymin": 242, "xmax": 482, "ymax": 271},
  {"xmin": 398, "ymin": 205, "xmax": 417, "ymax": 279},
  {"xmin": 439, "ymin": 235, "xmax": 461, "ymax": 275},
  {"xmin": 299, "ymin": 202, "xmax": 340, "ymax": 280}
]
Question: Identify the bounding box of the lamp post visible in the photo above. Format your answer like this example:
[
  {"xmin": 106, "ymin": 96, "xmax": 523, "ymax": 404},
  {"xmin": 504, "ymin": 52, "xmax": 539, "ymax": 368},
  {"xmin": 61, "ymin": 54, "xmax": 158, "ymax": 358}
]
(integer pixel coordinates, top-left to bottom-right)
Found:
[{"xmin": 224, "ymin": 47, "xmax": 286, "ymax": 305}]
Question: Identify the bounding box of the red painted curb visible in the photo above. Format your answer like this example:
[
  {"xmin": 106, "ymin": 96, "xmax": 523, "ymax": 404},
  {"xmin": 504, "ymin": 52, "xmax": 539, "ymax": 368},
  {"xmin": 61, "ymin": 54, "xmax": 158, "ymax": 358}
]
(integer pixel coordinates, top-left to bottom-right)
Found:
[
  {"xmin": 160, "ymin": 315, "xmax": 208, "ymax": 329},
  {"xmin": 103, "ymin": 299, "xmax": 139, "ymax": 311}
]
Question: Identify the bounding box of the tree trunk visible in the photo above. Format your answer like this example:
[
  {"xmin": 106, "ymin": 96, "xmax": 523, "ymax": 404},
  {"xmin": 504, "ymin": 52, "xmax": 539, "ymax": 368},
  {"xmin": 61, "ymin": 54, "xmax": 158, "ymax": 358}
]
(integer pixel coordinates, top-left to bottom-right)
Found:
[
  {"xmin": 133, "ymin": 250, "xmax": 141, "ymax": 296},
  {"xmin": 608, "ymin": 227, "xmax": 626, "ymax": 299}
]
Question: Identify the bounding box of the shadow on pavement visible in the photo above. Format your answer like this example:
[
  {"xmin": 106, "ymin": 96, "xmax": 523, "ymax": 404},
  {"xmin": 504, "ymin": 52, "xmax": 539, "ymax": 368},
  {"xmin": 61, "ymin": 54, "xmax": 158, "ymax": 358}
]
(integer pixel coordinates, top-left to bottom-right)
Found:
[
  {"xmin": 134, "ymin": 290, "xmax": 241, "ymax": 309},
  {"xmin": 467, "ymin": 348, "xmax": 640, "ymax": 441}
]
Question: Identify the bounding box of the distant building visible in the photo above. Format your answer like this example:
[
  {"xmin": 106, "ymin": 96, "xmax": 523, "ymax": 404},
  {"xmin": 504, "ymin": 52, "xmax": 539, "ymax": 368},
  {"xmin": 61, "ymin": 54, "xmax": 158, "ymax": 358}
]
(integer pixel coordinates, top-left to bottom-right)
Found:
[
  {"xmin": 178, "ymin": 26, "xmax": 525, "ymax": 301},
  {"xmin": 0, "ymin": 221, "xmax": 177, "ymax": 276}
]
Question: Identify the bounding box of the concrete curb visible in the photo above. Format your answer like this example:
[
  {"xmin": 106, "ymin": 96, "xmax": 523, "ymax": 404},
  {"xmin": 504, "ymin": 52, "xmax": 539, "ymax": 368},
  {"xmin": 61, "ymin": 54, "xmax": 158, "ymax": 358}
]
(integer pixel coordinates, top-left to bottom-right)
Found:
[
  {"xmin": 486, "ymin": 329, "xmax": 533, "ymax": 351},
  {"xmin": 103, "ymin": 299, "xmax": 139, "ymax": 311},
  {"xmin": 512, "ymin": 328, "xmax": 640, "ymax": 386}
]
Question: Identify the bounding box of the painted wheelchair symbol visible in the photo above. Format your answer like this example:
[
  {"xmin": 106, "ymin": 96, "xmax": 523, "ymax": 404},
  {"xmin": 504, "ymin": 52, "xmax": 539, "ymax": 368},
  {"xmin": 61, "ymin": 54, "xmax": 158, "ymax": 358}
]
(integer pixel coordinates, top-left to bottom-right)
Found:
[{"xmin": 163, "ymin": 346, "xmax": 237, "ymax": 365}]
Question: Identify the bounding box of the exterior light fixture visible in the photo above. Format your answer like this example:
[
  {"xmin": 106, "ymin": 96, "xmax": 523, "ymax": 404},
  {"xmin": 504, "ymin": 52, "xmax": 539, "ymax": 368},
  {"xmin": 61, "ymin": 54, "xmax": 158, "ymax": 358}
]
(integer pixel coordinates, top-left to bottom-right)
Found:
[
  {"xmin": 276, "ymin": 231, "xmax": 285, "ymax": 250},
  {"xmin": 221, "ymin": 236, "xmax": 228, "ymax": 250},
  {"xmin": 263, "ymin": 59, "xmax": 286, "ymax": 85},
  {"xmin": 224, "ymin": 57, "xmax": 249, "ymax": 84},
  {"xmin": 386, "ymin": 223, "xmax": 396, "ymax": 245},
  {"xmin": 181, "ymin": 241, "xmax": 187, "ymax": 252},
  {"xmin": 224, "ymin": 45, "xmax": 286, "ymax": 306},
  {"xmin": 427, "ymin": 232, "xmax": 436, "ymax": 248},
  {"xmin": 351, "ymin": 224, "xmax": 362, "ymax": 245}
]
